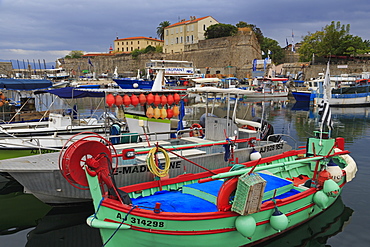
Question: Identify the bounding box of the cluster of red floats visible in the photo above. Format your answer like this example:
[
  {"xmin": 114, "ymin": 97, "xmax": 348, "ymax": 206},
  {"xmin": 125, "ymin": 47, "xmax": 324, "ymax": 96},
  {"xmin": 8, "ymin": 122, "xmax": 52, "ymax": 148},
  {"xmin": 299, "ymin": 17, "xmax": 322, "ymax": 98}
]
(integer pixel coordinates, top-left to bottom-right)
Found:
[{"xmin": 105, "ymin": 92, "xmax": 182, "ymax": 120}]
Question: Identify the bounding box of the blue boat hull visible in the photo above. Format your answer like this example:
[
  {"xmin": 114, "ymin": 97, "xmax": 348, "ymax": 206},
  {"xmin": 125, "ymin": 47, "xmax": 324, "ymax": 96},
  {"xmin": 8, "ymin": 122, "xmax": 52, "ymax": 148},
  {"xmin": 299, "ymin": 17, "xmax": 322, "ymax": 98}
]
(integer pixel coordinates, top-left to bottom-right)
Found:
[
  {"xmin": 113, "ymin": 78, "xmax": 154, "ymax": 90},
  {"xmin": 292, "ymin": 91, "xmax": 312, "ymax": 101}
]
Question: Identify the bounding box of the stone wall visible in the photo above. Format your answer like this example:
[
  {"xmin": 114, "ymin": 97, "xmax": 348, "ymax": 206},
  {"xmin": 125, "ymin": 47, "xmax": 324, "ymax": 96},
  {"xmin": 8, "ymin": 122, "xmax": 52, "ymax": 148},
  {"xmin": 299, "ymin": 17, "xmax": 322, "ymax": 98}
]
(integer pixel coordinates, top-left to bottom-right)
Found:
[
  {"xmin": 60, "ymin": 31, "xmax": 370, "ymax": 81},
  {"xmin": 62, "ymin": 30, "xmax": 261, "ymax": 79},
  {"xmin": 0, "ymin": 62, "xmax": 13, "ymax": 76}
]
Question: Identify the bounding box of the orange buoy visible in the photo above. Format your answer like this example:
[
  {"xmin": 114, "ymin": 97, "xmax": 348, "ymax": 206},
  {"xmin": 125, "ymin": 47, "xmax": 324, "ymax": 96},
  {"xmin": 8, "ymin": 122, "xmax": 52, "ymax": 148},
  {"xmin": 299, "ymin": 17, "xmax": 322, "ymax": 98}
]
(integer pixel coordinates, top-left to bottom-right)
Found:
[
  {"xmin": 154, "ymin": 94, "xmax": 161, "ymax": 106},
  {"xmin": 146, "ymin": 93, "xmax": 154, "ymax": 104},
  {"xmin": 161, "ymin": 95, "xmax": 167, "ymax": 105},
  {"xmin": 166, "ymin": 108, "xmax": 174, "ymax": 119},
  {"xmin": 106, "ymin": 94, "xmax": 115, "ymax": 107},
  {"xmin": 131, "ymin": 94, "xmax": 139, "ymax": 106},
  {"xmin": 115, "ymin": 95, "xmax": 123, "ymax": 107},
  {"xmin": 154, "ymin": 107, "xmax": 161, "ymax": 119},
  {"xmin": 139, "ymin": 93, "xmax": 146, "ymax": 106},
  {"xmin": 160, "ymin": 108, "xmax": 167, "ymax": 119},
  {"xmin": 123, "ymin": 95, "xmax": 131, "ymax": 107},
  {"xmin": 318, "ymin": 169, "xmax": 331, "ymax": 188},
  {"xmin": 173, "ymin": 105, "xmax": 179, "ymax": 117},
  {"xmin": 173, "ymin": 93, "xmax": 180, "ymax": 104},
  {"xmin": 146, "ymin": 106, "xmax": 154, "ymax": 118},
  {"xmin": 167, "ymin": 94, "xmax": 174, "ymax": 105}
]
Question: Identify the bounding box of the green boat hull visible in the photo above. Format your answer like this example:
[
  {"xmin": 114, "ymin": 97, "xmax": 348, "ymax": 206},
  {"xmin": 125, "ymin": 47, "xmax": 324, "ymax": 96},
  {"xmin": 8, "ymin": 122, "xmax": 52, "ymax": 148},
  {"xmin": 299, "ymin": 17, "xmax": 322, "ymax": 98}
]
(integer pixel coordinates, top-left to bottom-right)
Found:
[
  {"xmin": 0, "ymin": 149, "xmax": 57, "ymax": 160},
  {"xmin": 74, "ymin": 135, "xmax": 356, "ymax": 246}
]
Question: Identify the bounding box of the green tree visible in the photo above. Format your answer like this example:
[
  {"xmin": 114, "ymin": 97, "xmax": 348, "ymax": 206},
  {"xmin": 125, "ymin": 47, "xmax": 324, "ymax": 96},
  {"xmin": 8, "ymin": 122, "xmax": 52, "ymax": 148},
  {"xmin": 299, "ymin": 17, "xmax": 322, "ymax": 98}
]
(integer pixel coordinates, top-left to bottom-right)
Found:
[
  {"xmin": 205, "ymin": 24, "xmax": 238, "ymax": 39},
  {"xmin": 157, "ymin": 21, "xmax": 171, "ymax": 40},
  {"xmin": 236, "ymin": 21, "xmax": 264, "ymax": 44},
  {"xmin": 65, "ymin": 50, "xmax": 84, "ymax": 59},
  {"xmin": 144, "ymin": 45, "xmax": 156, "ymax": 53},
  {"xmin": 131, "ymin": 45, "xmax": 162, "ymax": 59},
  {"xmin": 299, "ymin": 21, "xmax": 370, "ymax": 61},
  {"xmin": 261, "ymin": 37, "xmax": 285, "ymax": 64}
]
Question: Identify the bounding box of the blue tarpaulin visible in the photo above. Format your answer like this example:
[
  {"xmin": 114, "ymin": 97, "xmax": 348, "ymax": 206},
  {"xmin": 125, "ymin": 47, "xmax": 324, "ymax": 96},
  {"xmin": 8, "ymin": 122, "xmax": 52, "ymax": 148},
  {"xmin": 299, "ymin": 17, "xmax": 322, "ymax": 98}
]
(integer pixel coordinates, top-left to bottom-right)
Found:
[
  {"xmin": 34, "ymin": 87, "xmax": 105, "ymax": 98},
  {"xmin": 0, "ymin": 78, "xmax": 53, "ymax": 90}
]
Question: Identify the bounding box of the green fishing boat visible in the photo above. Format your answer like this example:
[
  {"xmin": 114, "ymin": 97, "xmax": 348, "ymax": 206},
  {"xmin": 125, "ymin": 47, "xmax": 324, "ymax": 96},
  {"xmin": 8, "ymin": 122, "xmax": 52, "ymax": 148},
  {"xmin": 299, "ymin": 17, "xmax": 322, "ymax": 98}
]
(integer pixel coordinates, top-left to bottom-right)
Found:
[{"xmin": 58, "ymin": 128, "xmax": 357, "ymax": 246}]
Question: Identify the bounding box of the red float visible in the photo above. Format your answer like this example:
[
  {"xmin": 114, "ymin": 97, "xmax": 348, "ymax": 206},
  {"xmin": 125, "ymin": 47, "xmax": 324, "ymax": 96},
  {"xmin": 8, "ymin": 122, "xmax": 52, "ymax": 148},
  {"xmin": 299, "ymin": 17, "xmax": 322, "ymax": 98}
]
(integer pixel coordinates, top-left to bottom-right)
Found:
[
  {"xmin": 131, "ymin": 94, "xmax": 139, "ymax": 106},
  {"xmin": 146, "ymin": 93, "xmax": 154, "ymax": 104},
  {"xmin": 167, "ymin": 94, "xmax": 174, "ymax": 105},
  {"xmin": 161, "ymin": 95, "xmax": 168, "ymax": 105},
  {"xmin": 173, "ymin": 93, "xmax": 180, "ymax": 104},
  {"xmin": 139, "ymin": 93, "xmax": 146, "ymax": 106},
  {"xmin": 154, "ymin": 94, "xmax": 161, "ymax": 106},
  {"xmin": 106, "ymin": 94, "xmax": 115, "ymax": 107},
  {"xmin": 166, "ymin": 108, "xmax": 173, "ymax": 119},
  {"xmin": 123, "ymin": 95, "xmax": 131, "ymax": 107},
  {"xmin": 115, "ymin": 95, "xmax": 123, "ymax": 107}
]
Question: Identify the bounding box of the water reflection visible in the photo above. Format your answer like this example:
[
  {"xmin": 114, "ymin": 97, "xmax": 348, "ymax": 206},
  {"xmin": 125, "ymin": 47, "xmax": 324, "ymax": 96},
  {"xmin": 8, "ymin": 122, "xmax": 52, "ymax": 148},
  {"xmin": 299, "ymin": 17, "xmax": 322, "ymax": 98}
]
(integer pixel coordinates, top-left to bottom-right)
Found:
[
  {"xmin": 254, "ymin": 196, "xmax": 353, "ymax": 247},
  {"xmin": 0, "ymin": 177, "xmax": 51, "ymax": 236},
  {"xmin": 26, "ymin": 204, "xmax": 102, "ymax": 247}
]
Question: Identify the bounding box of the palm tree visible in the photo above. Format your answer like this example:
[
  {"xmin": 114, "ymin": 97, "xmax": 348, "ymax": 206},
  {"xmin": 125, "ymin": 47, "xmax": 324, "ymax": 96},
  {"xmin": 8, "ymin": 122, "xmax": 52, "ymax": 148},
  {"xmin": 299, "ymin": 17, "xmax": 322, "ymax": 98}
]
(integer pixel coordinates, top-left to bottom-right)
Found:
[{"xmin": 157, "ymin": 21, "xmax": 171, "ymax": 40}]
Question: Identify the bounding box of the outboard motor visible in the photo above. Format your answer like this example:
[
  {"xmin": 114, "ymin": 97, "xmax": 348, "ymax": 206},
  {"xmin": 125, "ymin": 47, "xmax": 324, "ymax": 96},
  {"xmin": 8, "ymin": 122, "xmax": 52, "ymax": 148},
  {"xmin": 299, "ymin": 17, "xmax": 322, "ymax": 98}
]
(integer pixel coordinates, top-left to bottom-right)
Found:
[{"xmin": 252, "ymin": 117, "xmax": 280, "ymax": 142}]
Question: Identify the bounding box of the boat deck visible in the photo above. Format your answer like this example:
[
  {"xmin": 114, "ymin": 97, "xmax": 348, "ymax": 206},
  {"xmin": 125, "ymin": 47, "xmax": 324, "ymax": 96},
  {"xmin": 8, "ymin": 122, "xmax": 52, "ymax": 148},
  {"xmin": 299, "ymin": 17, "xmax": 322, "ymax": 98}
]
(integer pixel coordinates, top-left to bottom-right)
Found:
[{"xmin": 131, "ymin": 173, "xmax": 303, "ymax": 213}]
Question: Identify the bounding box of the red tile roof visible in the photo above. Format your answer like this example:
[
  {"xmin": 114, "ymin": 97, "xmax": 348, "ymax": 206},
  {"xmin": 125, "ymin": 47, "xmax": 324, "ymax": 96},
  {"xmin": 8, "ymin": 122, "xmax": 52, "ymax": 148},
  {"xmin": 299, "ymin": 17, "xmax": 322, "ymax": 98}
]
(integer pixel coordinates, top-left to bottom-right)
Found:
[
  {"xmin": 115, "ymin": 36, "xmax": 163, "ymax": 42},
  {"xmin": 165, "ymin": 16, "xmax": 214, "ymax": 29}
]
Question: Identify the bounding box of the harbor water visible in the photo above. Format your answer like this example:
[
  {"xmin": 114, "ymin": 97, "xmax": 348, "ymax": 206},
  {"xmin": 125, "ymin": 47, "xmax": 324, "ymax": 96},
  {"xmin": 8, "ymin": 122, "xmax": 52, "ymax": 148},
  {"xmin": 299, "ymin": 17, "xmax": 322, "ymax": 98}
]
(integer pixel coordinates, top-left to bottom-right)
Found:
[{"xmin": 0, "ymin": 98, "xmax": 369, "ymax": 246}]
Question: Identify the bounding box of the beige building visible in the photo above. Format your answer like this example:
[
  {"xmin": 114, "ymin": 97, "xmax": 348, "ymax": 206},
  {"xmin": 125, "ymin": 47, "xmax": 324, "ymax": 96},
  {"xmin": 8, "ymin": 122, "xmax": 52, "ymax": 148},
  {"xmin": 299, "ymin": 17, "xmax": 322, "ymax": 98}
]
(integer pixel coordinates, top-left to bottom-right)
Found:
[
  {"xmin": 164, "ymin": 16, "xmax": 219, "ymax": 54},
  {"xmin": 114, "ymin": 36, "xmax": 163, "ymax": 53}
]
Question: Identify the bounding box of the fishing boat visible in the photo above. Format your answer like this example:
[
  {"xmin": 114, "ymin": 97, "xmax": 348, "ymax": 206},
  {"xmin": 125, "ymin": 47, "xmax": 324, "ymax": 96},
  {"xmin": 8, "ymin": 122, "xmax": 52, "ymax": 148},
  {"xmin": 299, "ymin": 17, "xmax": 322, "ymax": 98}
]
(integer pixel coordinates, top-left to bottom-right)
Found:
[
  {"xmin": 59, "ymin": 122, "xmax": 357, "ymax": 246},
  {"xmin": 188, "ymin": 77, "xmax": 289, "ymax": 101},
  {"xmin": 45, "ymin": 68, "xmax": 70, "ymax": 80},
  {"xmin": 113, "ymin": 60, "xmax": 195, "ymax": 90},
  {"xmin": 0, "ymin": 113, "xmax": 290, "ymax": 203},
  {"xmin": 292, "ymin": 65, "xmax": 370, "ymax": 106}
]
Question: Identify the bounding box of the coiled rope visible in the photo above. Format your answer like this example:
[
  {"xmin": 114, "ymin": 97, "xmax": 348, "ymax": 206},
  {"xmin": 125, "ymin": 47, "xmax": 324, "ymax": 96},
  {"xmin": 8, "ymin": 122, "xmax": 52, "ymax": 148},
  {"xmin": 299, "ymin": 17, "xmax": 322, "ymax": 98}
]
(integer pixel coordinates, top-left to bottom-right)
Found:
[{"xmin": 146, "ymin": 146, "xmax": 170, "ymax": 177}]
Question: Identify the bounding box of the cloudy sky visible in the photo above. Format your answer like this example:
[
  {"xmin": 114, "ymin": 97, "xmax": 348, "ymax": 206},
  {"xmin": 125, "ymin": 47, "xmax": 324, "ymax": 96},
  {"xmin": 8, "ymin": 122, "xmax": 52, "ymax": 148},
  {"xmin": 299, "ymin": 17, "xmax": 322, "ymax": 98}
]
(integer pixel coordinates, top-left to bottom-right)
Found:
[{"xmin": 1, "ymin": 0, "xmax": 369, "ymax": 63}]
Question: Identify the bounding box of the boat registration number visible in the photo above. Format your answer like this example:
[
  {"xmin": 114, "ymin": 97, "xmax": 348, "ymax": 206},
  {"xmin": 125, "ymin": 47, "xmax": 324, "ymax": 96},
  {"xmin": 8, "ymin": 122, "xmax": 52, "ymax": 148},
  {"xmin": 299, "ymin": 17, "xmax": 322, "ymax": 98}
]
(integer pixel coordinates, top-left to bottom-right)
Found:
[{"xmin": 130, "ymin": 216, "xmax": 165, "ymax": 227}]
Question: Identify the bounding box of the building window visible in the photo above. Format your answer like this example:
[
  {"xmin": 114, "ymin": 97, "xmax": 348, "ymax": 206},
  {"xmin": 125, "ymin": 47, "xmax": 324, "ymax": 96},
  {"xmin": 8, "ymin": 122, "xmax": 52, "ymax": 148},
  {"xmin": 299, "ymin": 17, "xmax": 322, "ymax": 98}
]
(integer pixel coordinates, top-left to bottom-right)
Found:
[
  {"xmin": 180, "ymin": 26, "xmax": 183, "ymax": 33},
  {"xmin": 176, "ymin": 37, "xmax": 178, "ymax": 44},
  {"xmin": 180, "ymin": 37, "xmax": 183, "ymax": 43},
  {"xmin": 203, "ymin": 24, "xmax": 206, "ymax": 31},
  {"xmin": 131, "ymin": 47, "xmax": 133, "ymax": 51},
  {"xmin": 166, "ymin": 30, "xmax": 168, "ymax": 36},
  {"xmin": 126, "ymin": 47, "xmax": 129, "ymax": 51},
  {"xmin": 131, "ymin": 41, "xmax": 133, "ymax": 45},
  {"xmin": 126, "ymin": 42, "xmax": 128, "ymax": 45},
  {"xmin": 138, "ymin": 41, "xmax": 140, "ymax": 44}
]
